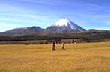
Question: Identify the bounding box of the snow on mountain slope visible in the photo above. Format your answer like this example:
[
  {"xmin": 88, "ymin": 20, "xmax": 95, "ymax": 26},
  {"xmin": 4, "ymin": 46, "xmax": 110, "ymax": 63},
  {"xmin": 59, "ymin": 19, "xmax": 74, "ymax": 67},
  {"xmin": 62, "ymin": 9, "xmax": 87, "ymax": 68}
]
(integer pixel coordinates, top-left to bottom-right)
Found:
[
  {"xmin": 46, "ymin": 18, "xmax": 86, "ymax": 32},
  {"xmin": 51, "ymin": 18, "xmax": 85, "ymax": 30},
  {"xmin": 52, "ymin": 18, "xmax": 71, "ymax": 26}
]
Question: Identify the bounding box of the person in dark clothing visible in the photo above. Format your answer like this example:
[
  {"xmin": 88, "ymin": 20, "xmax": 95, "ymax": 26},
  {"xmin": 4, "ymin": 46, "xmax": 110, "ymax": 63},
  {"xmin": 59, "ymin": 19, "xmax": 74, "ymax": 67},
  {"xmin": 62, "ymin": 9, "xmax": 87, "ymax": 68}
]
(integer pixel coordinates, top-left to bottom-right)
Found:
[{"xmin": 52, "ymin": 41, "xmax": 55, "ymax": 51}]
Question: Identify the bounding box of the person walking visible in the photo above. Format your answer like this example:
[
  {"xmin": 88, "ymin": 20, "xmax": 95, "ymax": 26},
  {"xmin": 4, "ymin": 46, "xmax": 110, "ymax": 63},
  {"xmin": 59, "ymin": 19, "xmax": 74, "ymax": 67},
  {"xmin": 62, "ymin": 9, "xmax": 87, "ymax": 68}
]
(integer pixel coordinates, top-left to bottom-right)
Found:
[
  {"xmin": 52, "ymin": 41, "xmax": 55, "ymax": 51},
  {"xmin": 62, "ymin": 42, "xmax": 65, "ymax": 50}
]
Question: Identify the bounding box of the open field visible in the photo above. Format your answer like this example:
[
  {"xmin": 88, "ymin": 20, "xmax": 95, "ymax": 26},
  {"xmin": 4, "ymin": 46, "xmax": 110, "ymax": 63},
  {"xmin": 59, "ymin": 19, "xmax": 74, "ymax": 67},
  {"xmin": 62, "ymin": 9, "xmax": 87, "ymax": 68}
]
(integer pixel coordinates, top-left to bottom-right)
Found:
[{"xmin": 0, "ymin": 41, "xmax": 110, "ymax": 72}]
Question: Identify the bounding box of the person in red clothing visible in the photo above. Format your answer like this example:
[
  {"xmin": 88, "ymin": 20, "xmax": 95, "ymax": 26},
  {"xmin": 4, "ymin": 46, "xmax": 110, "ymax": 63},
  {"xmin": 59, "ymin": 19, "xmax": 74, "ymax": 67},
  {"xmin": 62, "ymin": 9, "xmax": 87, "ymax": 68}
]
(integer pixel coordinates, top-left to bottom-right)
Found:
[{"xmin": 52, "ymin": 41, "xmax": 55, "ymax": 51}]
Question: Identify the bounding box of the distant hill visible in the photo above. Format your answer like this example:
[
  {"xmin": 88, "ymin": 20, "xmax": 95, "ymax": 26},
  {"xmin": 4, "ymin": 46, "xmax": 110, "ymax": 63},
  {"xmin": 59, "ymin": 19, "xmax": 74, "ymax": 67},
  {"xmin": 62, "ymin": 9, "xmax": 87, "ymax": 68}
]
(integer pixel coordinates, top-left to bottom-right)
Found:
[
  {"xmin": 0, "ymin": 29, "xmax": 110, "ymax": 42},
  {"xmin": 5, "ymin": 26, "xmax": 44, "ymax": 34}
]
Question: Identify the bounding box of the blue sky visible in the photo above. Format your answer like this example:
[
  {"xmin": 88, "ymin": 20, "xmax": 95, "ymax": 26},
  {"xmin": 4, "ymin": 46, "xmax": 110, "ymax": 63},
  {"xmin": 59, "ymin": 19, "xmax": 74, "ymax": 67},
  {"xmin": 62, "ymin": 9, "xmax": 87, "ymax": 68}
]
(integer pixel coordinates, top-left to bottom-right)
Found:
[{"xmin": 0, "ymin": 0, "xmax": 110, "ymax": 32}]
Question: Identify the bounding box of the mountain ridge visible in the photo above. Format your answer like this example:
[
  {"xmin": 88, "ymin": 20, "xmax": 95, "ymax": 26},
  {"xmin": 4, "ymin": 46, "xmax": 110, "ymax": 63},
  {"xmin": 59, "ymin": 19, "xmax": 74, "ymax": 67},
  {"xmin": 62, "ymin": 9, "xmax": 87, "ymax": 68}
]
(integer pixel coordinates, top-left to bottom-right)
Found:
[{"xmin": 4, "ymin": 18, "xmax": 86, "ymax": 33}]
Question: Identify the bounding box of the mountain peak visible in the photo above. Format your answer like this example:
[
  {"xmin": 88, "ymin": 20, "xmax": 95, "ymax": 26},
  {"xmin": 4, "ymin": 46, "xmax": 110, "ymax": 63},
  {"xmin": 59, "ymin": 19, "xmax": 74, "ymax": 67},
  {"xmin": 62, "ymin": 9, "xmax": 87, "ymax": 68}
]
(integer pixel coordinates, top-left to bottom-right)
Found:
[
  {"xmin": 51, "ymin": 18, "xmax": 78, "ymax": 29},
  {"xmin": 52, "ymin": 18, "xmax": 71, "ymax": 26},
  {"xmin": 47, "ymin": 18, "xmax": 86, "ymax": 32}
]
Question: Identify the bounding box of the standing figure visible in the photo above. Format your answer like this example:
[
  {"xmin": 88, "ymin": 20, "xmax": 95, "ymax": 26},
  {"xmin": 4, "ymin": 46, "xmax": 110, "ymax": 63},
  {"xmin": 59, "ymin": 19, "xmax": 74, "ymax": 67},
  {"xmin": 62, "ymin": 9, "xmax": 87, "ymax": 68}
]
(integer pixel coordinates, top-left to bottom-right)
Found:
[
  {"xmin": 62, "ymin": 42, "xmax": 65, "ymax": 50},
  {"xmin": 74, "ymin": 39, "xmax": 77, "ymax": 44},
  {"xmin": 52, "ymin": 41, "xmax": 55, "ymax": 51}
]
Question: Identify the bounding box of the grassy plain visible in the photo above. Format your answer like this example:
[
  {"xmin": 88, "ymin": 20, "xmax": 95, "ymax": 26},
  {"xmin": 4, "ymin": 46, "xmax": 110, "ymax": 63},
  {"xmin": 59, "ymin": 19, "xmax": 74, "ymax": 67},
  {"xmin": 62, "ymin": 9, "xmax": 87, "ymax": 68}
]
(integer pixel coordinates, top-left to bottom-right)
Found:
[{"xmin": 0, "ymin": 41, "xmax": 110, "ymax": 72}]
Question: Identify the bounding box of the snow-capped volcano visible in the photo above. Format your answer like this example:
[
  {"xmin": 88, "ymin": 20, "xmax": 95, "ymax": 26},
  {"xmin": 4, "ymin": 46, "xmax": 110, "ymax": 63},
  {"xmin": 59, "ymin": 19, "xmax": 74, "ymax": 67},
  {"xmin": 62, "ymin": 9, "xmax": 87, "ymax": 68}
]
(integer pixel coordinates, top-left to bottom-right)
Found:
[
  {"xmin": 52, "ymin": 18, "xmax": 71, "ymax": 26},
  {"xmin": 47, "ymin": 18, "xmax": 85, "ymax": 32}
]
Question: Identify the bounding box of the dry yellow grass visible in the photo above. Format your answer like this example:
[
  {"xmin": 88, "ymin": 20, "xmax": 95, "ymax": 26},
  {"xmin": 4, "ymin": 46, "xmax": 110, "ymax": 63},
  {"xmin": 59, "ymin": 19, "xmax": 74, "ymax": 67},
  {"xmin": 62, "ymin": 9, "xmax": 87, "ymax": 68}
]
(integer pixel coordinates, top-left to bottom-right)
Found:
[{"xmin": 0, "ymin": 41, "xmax": 110, "ymax": 72}]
